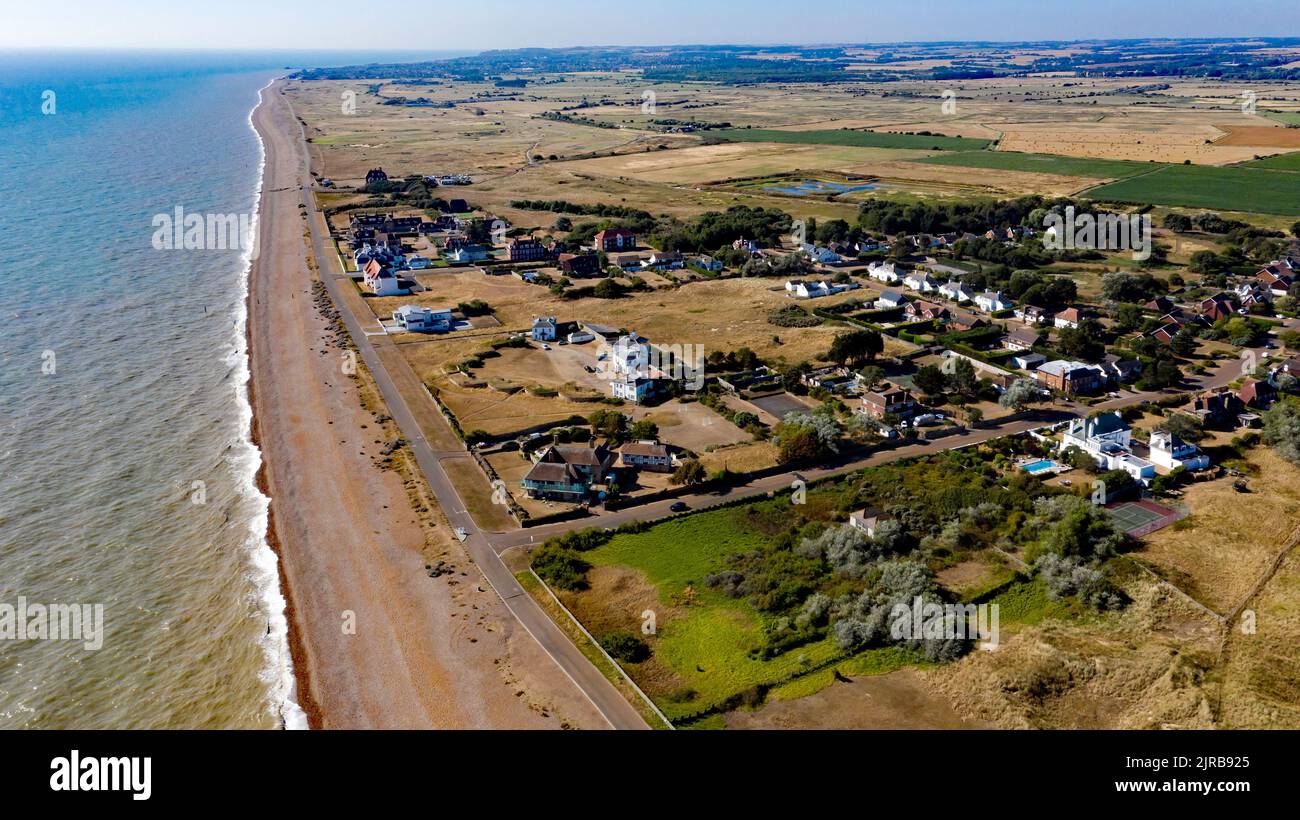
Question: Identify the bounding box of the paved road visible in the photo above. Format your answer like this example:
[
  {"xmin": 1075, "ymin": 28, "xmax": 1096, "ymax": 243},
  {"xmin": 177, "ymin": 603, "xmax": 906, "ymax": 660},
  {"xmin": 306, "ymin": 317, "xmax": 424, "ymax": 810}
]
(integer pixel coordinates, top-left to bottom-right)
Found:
[{"xmin": 278, "ymin": 86, "xmax": 650, "ymax": 730}]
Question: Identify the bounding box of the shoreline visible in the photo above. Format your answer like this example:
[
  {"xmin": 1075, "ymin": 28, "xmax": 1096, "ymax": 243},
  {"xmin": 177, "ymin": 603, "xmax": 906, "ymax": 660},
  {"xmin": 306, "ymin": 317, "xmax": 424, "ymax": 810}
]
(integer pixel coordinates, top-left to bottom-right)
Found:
[{"xmin": 245, "ymin": 78, "xmax": 604, "ymax": 729}]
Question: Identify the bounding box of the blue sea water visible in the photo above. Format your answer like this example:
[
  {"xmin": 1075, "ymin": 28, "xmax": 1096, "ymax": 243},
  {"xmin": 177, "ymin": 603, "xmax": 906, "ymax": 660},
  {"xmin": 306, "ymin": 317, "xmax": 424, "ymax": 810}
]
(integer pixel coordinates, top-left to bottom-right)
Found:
[{"xmin": 0, "ymin": 49, "xmax": 467, "ymax": 728}]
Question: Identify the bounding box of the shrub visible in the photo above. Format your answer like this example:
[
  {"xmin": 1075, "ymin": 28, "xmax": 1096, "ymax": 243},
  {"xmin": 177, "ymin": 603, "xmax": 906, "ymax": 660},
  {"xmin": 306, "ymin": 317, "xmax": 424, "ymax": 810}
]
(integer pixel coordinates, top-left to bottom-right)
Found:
[{"xmin": 599, "ymin": 631, "xmax": 651, "ymax": 663}]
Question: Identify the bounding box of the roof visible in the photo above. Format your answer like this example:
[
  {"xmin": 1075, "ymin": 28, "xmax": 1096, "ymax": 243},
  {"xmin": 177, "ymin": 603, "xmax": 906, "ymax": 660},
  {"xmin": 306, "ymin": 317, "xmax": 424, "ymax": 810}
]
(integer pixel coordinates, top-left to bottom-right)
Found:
[
  {"xmin": 1007, "ymin": 327, "xmax": 1041, "ymax": 345},
  {"xmin": 1037, "ymin": 360, "xmax": 1097, "ymax": 378},
  {"xmin": 523, "ymin": 461, "xmax": 583, "ymax": 484},
  {"xmin": 621, "ymin": 441, "xmax": 668, "ymax": 458},
  {"xmin": 552, "ymin": 445, "xmax": 608, "ymax": 467}
]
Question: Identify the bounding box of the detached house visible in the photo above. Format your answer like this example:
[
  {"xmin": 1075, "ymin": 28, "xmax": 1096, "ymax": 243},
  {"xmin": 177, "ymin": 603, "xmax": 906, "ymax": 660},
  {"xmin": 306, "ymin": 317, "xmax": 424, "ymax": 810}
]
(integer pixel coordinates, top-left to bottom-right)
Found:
[
  {"xmin": 392, "ymin": 305, "xmax": 452, "ymax": 333},
  {"xmin": 860, "ymin": 383, "xmax": 917, "ymax": 420},
  {"xmin": 905, "ymin": 300, "xmax": 949, "ymax": 322},
  {"xmin": 363, "ymin": 259, "xmax": 404, "ymax": 296},
  {"xmin": 1004, "ymin": 327, "xmax": 1042, "ymax": 352},
  {"xmin": 975, "ymin": 291, "xmax": 1013, "ymax": 312},
  {"xmin": 1060, "ymin": 413, "xmax": 1155, "ymax": 482},
  {"xmin": 520, "ymin": 445, "xmax": 616, "ymax": 501},
  {"xmin": 875, "ymin": 290, "xmax": 908, "ymax": 309},
  {"xmin": 1035, "ymin": 360, "xmax": 1104, "ymax": 395},
  {"xmin": 618, "ymin": 441, "xmax": 672, "ymax": 472},
  {"xmin": 559, "ymin": 252, "xmax": 602, "ymax": 278},
  {"xmin": 507, "ymin": 237, "xmax": 550, "ymax": 262},
  {"xmin": 867, "ymin": 261, "xmax": 901, "ymax": 284},
  {"xmin": 531, "ymin": 315, "xmax": 558, "ymax": 342},
  {"xmin": 1199, "ymin": 293, "xmax": 1239, "ymax": 323},
  {"xmin": 903, "ymin": 271, "xmax": 938, "ymax": 293},
  {"xmin": 938, "ymin": 281, "xmax": 974, "ymax": 303},
  {"xmin": 1015, "ymin": 305, "xmax": 1055, "ymax": 325},
  {"xmin": 1149, "ymin": 431, "xmax": 1210, "ymax": 471},
  {"xmin": 593, "ymin": 228, "xmax": 636, "ymax": 252}
]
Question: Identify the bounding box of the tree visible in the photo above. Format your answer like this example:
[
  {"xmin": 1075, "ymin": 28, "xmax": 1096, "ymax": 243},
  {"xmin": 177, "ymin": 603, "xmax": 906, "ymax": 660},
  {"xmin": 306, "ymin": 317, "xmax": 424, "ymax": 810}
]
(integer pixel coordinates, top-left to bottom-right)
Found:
[
  {"xmin": 593, "ymin": 278, "xmax": 624, "ymax": 299},
  {"xmin": 1262, "ymin": 402, "xmax": 1300, "ymax": 466},
  {"xmin": 945, "ymin": 357, "xmax": 979, "ymax": 398},
  {"xmin": 1156, "ymin": 412, "xmax": 1204, "ymax": 443},
  {"xmin": 670, "ymin": 459, "xmax": 707, "ymax": 485},
  {"xmin": 913, "ymin": 364, "xmax": 947, "ymax": 397},
  {"xmin": 827, "ymin": 329, "xmax": 883, "ymax": 367},
  {"xmin": 629, "ymin": 419, "xmax": 659, "ymax": 440},
  {"xmin": 552, "ymin": 216, "xmax": 573, "ymax": 232},
  {"xmin": 532, "ymin": 545, "xmax": 590, "ymax": 591},
  {"xmin": 999, "ymin": 378, "xmax": 1043, "ymax": 412},
  {"xmin": 600, "ymin": 631, "xmax": 650, "ymax": 663},
  {"xmin": 1056, "ymin": 318, "xmax": 1106, "ymax": 362},
  {"xmin": 1113, "ymin": 303, "xmax": 1144, "ymax": 334},
  {"xmin": 733, "ymin": 411, "xmax": 759, "ymax": 429},
  {"xmin": 857, "ymin": 365, "xmax": 886, "ymax": 391},
  {"xmin": 1170, "ymin": 326, "xmax": 1198, "ymax": 357},
  {"xmin": 963, "ymin": 406, "xmax": 984, "ymax": 427}
]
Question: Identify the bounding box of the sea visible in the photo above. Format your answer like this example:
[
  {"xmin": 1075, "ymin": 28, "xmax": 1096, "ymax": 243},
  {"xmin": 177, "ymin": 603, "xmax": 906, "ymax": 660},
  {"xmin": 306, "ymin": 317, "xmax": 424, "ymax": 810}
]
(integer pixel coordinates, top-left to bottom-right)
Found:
[{"xmin": 0, "ymin": 49, "xmax": 469, "ymax": 729}]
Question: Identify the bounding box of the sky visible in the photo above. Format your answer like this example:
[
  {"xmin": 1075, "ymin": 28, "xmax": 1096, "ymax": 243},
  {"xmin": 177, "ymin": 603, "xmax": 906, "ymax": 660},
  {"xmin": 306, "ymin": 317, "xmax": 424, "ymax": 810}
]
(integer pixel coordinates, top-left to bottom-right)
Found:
[{"xmin": 4, "ymin": 0, "xmax": 1298, "ymax": 51}]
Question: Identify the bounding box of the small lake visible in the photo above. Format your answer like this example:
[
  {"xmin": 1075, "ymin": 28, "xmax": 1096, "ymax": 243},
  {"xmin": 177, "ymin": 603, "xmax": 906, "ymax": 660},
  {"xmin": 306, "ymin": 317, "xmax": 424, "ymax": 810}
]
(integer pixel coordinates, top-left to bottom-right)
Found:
[{"xmin": 762, "ymin": 179, "xmax": 879, "ymax": 196}]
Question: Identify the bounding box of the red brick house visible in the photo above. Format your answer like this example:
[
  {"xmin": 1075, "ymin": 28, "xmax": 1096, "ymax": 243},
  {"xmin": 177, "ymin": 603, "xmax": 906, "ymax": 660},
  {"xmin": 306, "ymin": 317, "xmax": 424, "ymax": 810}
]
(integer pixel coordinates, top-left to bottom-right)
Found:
[
  {"xmin": 593, "ymin": 228, "xmax": 636, "ymax": 252},
  {"xmin": 861, "ymin": 383, "xmax": 917, "ymax": 420}
]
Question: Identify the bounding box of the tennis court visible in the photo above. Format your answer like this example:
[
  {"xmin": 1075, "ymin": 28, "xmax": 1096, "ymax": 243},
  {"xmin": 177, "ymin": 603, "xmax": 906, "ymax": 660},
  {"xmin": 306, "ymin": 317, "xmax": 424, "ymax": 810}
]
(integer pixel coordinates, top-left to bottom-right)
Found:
[{"xmin": 1105, "ymin": 500, "xmax": 1184, "ymax": 537}]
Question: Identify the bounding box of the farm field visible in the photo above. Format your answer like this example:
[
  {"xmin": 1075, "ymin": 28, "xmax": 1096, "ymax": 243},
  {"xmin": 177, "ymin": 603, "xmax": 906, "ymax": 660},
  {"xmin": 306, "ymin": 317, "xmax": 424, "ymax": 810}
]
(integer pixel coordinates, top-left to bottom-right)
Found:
[
  {"xmin": 1083, "ymin": 164, "xmax": 1300, "ymax": 216},
  {"xmin": 1242, "ymin": 151, "xmax": 1300, "ymax": 171},
  {"xmin": 709, "ymin": 127, "xmax": 991, "ymax": 152},
  {"xmin": 914, "ymin": 150, "xmax": 1156, "ymax": 179}
]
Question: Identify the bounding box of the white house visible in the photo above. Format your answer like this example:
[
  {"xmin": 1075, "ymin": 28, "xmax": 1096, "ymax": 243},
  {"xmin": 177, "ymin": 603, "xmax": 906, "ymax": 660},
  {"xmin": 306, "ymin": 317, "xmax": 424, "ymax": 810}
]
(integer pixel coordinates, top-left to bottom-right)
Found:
[
  {"xmin": 801, "ymin": 244, "xmax": 843, "ymax": 265},
  {"xmin": 903, "ymin": 271, "xmax": 938, "ymax": 293},
  {"xmin": 1012, "ymin": 352, "xmax": 1046, "ymax": 370},
  {"xmin": 531, "ymin": 315, "xmax": 558, "ymax": 342},
  {"xmin": 363, "ymin": 260, "xmax": 405, "ymax": 296},
  {"xmin": 693, "ymin": 255, "xmax": 724, "ymax": 272},
  {"xmin": 938, "ymin": 281, "xmax": 973, "ymax": 302},
  {"xmin": 405, "ymin": 255, "xmax": 433, "ymax": 270},
  {"xmin": 875, "ymin": 290, "xmax": 908, "ymax": 309},
  {"xmin": 848, "ymin": 507, "xmax": 889, "ymax": 538},
  {"xmin": 1015, "ymin": 305, "xmax": 1054, "ymax": 325},
  {"xmin": 446, "ymin": 244, "xmax": 488, "ymax": 263},
  {"xmin": 1149, "ymin": 431, "xmax": 1210, "ymax": 471},
  {"xmin": 612, "ymin": 374, "xmax": 655, "ymax": 403},
  {"xmin": 392, "ymin": 305, "xmax": 452, "ymax": 333},
  {"xmin": 975, "ymin": 291, "xmax": 1013, "ymax": 312},
  {"xmin": 786, "ymin": 279, "xmax": 848, "ymax": 299},
  {"xmin": 867, "ymin": 261, "xmax": 901, "ymax": 284},
  {"xmin": 1060, "ymin": 412, "xmax": 1155, "ymax": 482}
]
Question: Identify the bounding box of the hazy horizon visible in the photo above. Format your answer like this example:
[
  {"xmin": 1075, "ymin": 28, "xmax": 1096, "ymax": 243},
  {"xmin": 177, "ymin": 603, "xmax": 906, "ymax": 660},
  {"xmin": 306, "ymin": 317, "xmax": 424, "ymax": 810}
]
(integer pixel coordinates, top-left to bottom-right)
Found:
[{"xmin": 7, "ymin": 0, "xmax": 1300, "ymax": 52}]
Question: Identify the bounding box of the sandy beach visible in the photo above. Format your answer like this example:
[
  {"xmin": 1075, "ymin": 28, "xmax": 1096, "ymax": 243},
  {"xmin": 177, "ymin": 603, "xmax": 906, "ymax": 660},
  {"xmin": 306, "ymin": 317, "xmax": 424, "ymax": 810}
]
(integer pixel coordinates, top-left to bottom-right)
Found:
[{"xmin": 246, "ymin": 80, "xmax": 603, "ymax": 729}]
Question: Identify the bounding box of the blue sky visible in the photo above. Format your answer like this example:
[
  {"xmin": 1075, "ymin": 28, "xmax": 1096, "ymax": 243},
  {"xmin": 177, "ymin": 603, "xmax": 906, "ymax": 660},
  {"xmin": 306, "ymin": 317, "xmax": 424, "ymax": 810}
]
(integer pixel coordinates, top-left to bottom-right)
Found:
[{"xmin": 5, "ymin": 0, "xmax": 1297, "ymax": 50}]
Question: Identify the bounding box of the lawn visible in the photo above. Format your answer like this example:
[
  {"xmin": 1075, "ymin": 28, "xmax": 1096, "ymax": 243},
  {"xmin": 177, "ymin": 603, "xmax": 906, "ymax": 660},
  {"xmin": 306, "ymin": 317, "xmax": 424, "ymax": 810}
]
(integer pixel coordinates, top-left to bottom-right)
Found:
[
  {"xmin": 710, "ymin": 128, "xmax": 990, "ymax": 152},
  {"xmin": 1241, "ymin": 151, "xmax": 1300, "ymax": 172},
  {"xmin": 1083, "ymin": 164, "xmax": 1300, "ymax": 216},
  {"xmin": 914, "ymin": 150, "xmax": 1155, "ymax": 179}
]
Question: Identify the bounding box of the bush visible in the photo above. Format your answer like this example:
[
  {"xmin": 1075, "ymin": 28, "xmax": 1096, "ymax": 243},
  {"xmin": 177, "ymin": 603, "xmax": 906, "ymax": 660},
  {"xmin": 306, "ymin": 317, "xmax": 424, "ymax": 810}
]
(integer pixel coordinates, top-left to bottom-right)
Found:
[
  {"xmin": 600, "ymin": 631, "xmax": 651, "ymax": 663},
  {"xmin": 531, "ymin": 545, "xmax": 591, "ymax": 590}
]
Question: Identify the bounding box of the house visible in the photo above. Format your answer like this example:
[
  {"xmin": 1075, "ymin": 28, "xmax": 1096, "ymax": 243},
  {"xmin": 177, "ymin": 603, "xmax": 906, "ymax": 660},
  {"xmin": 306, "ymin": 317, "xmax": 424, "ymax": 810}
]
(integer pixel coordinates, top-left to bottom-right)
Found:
[
  {"xmin": 1035, "ymin": 360, "xmax": 1104, "ymax": 395},
  {"xmin": 1060, "ymin": 413, "xmax": 1155, "ymax": 482},
  {"xmin": 801, "ymin": 366, "xmax": 856, "ymax": 394},
  {"xmin": 362, "ymin": 259, "xmax": 404, "ymax": 296},
  {"xmin": 848, "ymin": 506, "xmax": 890, "ymax": 538},
  {"xmin": 948, "ymin": 311, "xmax": 986, "ymax": 333},
  {"xmin": 1149, "ymin": 431, "xmax": 1210, "ymax": 471},
  {"xmin": 1100, "ymin": 353, "xmax": 1142, "ymax": 383},
  {"xmin": 610, "ymin": 253, "xmax": 644, "ymax": 272},
  {"xmin": 507, "ymin": 237, "xmax": 550, "ymax": 262},
  {"xmin": 938, "ymin": 281, "xmax": 974, "ymax": 303},
  {"xmin": 593, "ymin": 228, "xmax": 636, "ymax": 252},
  {"xmin": 1278, "ymin": 354, "xmax": 1300, "ymax": 380},
  {"xmin": 693, "ymin": 255, "xmax": 724, "ymax": 272},
  {"xmin": 788, "ymin": 279, "xmax": 852, "ymax": 299},
  {"xmin": 903, "ymin": 271, "xmax": 938, "ymax": 293},
  {"xmin": 1186, "ymin": 388, "xmax": 1244, "ymax": 427},
  {"xmin": 1004, "ymin": 327, "xmax": 1042, "ymax": 352},
  {"xmin": 618, "ymin": 440, "xmax": 672, "ymax": 472},
  {"xmin": 520, "ymin": 444, "xmax": 615, "ymax": 501},
  {"xmin": 1144, "ymin": 296, "xmax": 1175, "ymax": 314},
  {"xmin": 643, "ymin": 251, "xmax": 685, "ymax": 271},
  {"xmin": 392, "ymin": 305, "xmax": 452, "ymax": 333},
  {"xmin": 875, "ymin": 290, "xmax": 908, "ymax": 309},
  {"xmin": 975, "ymin": 291, "xmax": 1013, "ymax": 312},
  {"xmin": 1239, "ymin": 378, "xmax": 1276, "ymax": 409},
  {"xmin": 445, "ymin": 244, "xmax": 488, "ymax": 263},
  {"xmin": 531, "ymin": 315, "xmax": 558, "ymax": 341},
  {"xmin": 801, "ymin": 245, "xmax": 843, "ymax": 265},
  {"xmin": 1054, "ymin": 307, "xmax": 1093, "ymax": 329},
  {"xmin": 1235, "ymin": 281, "xmax": 1272, "ymax": 308},
  {"xmin": 612, "ymin": 374, "xmax": 656, "ymax": 403},
  {"xmin": 558, "ymin": 252, "xmax": 602, "ymax": 278},
  {"xmin": 567, "ymin": 330, "xmax": 595, "ymax": 344},
  {"xmin": 1199, "ymin": 293, "xmax": 1239, "ymax": 323},
  {"xmin": 608, "ymin": 333, "xmax": 660, "ymax": 404},
  {"xmin": 905, "ymin": 300, "xmax": 949, "ymax": 321},
  {"xmin": 860, "ymin": 382, "xmax": 917, "ymax": 420},
  {"xmin": 405, "ymin": 255, "xmax": 432, "ymax": 270},
  {"xmin": 1256, "ymin": 262, "xmax": 1296, "ymax": 297},
  {"xmin": 1015, "ymin": 305, "xmax": 1055, "ymax": 325},
  {"xmin": 365, "ymin": 168, "xmax": 388, "ymax": 185},
  {"xmin": 867, "ymin": 261, "xmax": 901, "ymax": 284}
]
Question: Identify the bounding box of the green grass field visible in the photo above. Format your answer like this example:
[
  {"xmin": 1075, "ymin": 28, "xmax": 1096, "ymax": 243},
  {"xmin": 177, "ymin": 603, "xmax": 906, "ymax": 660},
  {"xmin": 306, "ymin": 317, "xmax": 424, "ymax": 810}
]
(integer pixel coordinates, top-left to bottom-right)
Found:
[
  {"xmin": 1261, "ymin": 110, "xmax": 1300, "ymax": 127},
  {"xmin": 1083, "ymin": 164, "xmax": 1300, "ymax": 216},
  {"xmin": 914, "ymin": 150, "xmax": 1156, "ymax": 179},
  {"xmin": 1241, "ymin": 151, "xmax": 1300, "ymax": 172},
  {"xmin": 711, "ymin": 127, "xmax": 990, "ymax": 152}
]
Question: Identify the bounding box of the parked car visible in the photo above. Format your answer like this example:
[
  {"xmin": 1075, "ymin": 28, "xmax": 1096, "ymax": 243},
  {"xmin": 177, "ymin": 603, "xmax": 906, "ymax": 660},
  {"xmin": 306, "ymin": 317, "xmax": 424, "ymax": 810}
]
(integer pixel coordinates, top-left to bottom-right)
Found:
[
  {"xmin": 669, "ymin": 501, "xmax": 689, "ymax": 512},
  {"xmin": 541, "ymin": 343, "xmax": 551, "ymax": 351}
]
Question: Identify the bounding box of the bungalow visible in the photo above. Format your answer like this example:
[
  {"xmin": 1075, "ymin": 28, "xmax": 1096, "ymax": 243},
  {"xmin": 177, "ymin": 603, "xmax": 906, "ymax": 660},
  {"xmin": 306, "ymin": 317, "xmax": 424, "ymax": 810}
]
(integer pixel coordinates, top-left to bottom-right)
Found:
[
  {"xmin": 801, "ymin": 366, "xmax": 856, "ymax": 394},
  {"xmin": 848, "ymin": 506, "xmax": 890, "ymax": 538},
  {"xmin": 392, "ymin": 305, "xmax": 452, "ymax": 333},
  {"xmin": 363, "ymin": 259, "xmax": 404, "ymax": 296},
  {"xmin": 1149, "ymin": 431, "xmax": 1210, "ymax": 471},
  {"xmin": 867, "ymin": 261, "xmax": 901, "ymax": 284},
  {"xmin": 618, "ymin": 440, "xmax": 672, "ymax": 472},
  {"xmin": 593, "ymin": 228, "xmax": 636, "ymax": 252},
  {"xmin": 1004, "ymin": 327, "xmax": 1042, "ymax": 352},
  {"xmin": 801, "ymin": 245, "xmax": 843, "ymax": 265},
  {"xmin": 1015, "ymin": 305, "xmax": 1055, "ymax": 325},
  {"xmin": 1054, "ymin": 307, "xmax": 1093, "ymax": 329},
  {"xmin": 531, "ymin": 315, "xmax": 558, "ymax": 342},
  {"xmin": 860, "ymin": 382, "xmax": 917, "ymax": 420},
  {"xmin": 905, "ymin": 299, "xmax": 949, "ymax": 322},
  {"xmin": 975, "ymin": 291, "xmax": 1013, "ymax": 312},
  {"xmin": 643, "ymin": 251, "xmax": 685, "ymax": 271},
  {"xmin": 733, "ymin": 238, "xmax": 763, "ymax": 253},
  {"xmin": 1035, "ymin": 360, "xmax": 1104, "ymax": 395},
  {"xmin": 445, "ymin": 244, "xmax": 489, "ymax": 263},
  {"xmin": 1235, "ymin": 281, "xmax": 1272, "ymax": 308},
  {"xmin": 520, "ymin": 444, "xmax": 615, "ymax": 501},
  {"xmin": 1239, "ymin": 378, "xmax": 1276, "ymax": 409},
  {"xmin": 948, "ymin": 311, "xmax": 986, "ymax": 333},
  {"xmin": 903, "ymin": 271, "xmax": 938, "ymax": 293},
  {"xmin": 1199, "ymin": 293, "xmax": 1239, "ymax": 323},
  {"xmin": 875, "ymin": 290, "xmax": 908, "ymax": 309},
  {"xmin": 1256, "ymin": 262, "xmax": 1296, "ymax": 297},
  {"xmin": 610, "ymin": 253, "xmax": 644, "ymax": 272},
  {"xmin": 787, "ymin": 279, "xmax": 832, "ymax": 299},
  {"xmin": 938, "ymin": 281, "xmax": 974, "ymax": 303},
  {"xmin": 1060, "ymin": 412, "xmax": 1155, "ymax": 482},
  {"xmin": 558, "ymin": 252, "xmax": 602, "ymax": 278}
]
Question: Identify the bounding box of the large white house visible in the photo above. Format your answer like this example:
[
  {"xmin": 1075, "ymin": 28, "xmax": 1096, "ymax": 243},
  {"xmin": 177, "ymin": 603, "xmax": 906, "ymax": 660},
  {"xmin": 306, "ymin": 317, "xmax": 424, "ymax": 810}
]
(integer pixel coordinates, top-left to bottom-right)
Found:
[
  {"xmin": 1149, "ymin": 431, "xmax": 1210, "ymax": 471},
  {"xmin": 903, "ymin": 271, "xmax": 938, "ymax": 293},
  {"xmin": 875, "ymin": 290, "xmax": 908, "ymax": 309},
  {"xmin": 531, "ymin": 315, "xmax": 558, "ymax": 341},
  {"xmin": 1060, "ymin": 412, "xmax": 1155, "ymax": 482},
  {"xmin": 867, "ymin": 261, "xmax": 901, "ymax": 284},
  {"xmin": 938, "ymin": 281, "xmax": 973, "ymax": 303},
  {"xmin": 392, "ymin": 305, "xmax": 452, "ymax": 333},
  {"xmin": 363, "ymin": 260, "xmax": 405, "ymax": 296},
  {"xmin": 975, "ymin": 291, "xmax": 1013, "ymax": 312}
]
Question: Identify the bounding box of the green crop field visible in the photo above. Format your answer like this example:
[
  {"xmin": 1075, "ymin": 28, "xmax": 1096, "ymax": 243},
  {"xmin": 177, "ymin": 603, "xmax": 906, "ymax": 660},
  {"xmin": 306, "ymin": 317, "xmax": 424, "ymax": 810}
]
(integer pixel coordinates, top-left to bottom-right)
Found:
[
  {"xmin": 1083, "ymin": 164, "xmax": 1300, "ymax": 216},
  {"xmin": 1261, "ymin": 110, "xmax": 1300, "ymax": 127},
  {"xmin": 914, "ymin": 150, "xmax": 1156, "ymax": 179},
  {"xmin": 1241, "ymin": 151, "xmax": 1300, "ymax": 172},
  {"xmin": 710, "ymin": 127, "xmax": 990, "ymax": 152}
]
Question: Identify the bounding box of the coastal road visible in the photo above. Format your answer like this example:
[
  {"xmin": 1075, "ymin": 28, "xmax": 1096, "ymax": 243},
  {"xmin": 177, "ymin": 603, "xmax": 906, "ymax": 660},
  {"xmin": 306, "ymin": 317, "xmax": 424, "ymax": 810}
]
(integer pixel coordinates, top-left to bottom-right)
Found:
[{"xmin": 276, "ymin": 84, "xmax": 650, "ymax": 730}]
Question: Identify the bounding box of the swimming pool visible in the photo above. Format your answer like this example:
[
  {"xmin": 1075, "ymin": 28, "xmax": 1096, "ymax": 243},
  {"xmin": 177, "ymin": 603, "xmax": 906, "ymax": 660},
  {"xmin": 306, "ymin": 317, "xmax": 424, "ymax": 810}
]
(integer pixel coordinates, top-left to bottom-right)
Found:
[{"xmin": 1022, "ymin": 459, "xmax": 1058, "ymax": 474}]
